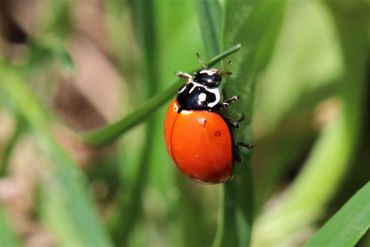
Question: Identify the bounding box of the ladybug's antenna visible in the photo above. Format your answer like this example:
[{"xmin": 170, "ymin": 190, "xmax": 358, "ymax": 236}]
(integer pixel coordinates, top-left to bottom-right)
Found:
[
  {"xmin": 220, "ymin": 59, "xmax": 232, "ymax": 77},
  {"xmin": 196, "ymin": 52, "xmax": 208, "ymax": 69}
]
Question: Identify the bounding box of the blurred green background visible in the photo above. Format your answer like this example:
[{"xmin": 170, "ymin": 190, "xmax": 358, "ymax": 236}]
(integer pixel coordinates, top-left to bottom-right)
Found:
[{"xmin": 0, "ymin": 0, "xmax": 369, "ymax": 246}]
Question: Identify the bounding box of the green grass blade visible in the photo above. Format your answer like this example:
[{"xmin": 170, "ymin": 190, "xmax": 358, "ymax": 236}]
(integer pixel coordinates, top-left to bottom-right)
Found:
[
  {"xmin": 194, "ymin": 0, "xmax": 221, "ymax": 58},
  {"xmin": 0, "ymin": 67, "xmax": 112, "ymax": 247},
  {"xmin": 214, "ymin": 1, "xmax": 286, "ymax": 247},
  {"xmin": 305, "ymin": 181, "xmax": 370, "ymax": 247},
  {"xmin": 83, "ymin": 44, "xmax": 241, "ymax": 146}
]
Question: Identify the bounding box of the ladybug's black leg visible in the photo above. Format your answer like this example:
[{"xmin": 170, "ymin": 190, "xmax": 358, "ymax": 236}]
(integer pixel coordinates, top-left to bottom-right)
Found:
[
  {"xmin": 220, "ymin": 95, "xmax": 240, "ymax": 109},
  {"xmin": 232, "ymin": 142, "xmax": 254, "ymax": 163},
  {"xmin": 224, "ymin": 113, "xmax": 245, "ymax": 128},
  {"xmin": 233, "ymin": 145, "xmax": 242, "ymax": 163},
  {"xmin": 238, "ymin": 142, "xmax": 254, "ymax": 149},
  {"xmin": 176, "ymin": 72, "xmax": 192, "ymax": 80},
  {"xmin": 224, "ymin": 95, "xmax": 240, "ymax": 103}
]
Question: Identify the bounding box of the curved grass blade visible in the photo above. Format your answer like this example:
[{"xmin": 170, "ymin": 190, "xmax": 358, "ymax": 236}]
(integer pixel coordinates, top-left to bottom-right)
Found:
[
  {"xmin": 83, "ymin": 44, "xmax": 241, "ymax": 146},
  {"xmin": 305, "ymin": 181, "xmax": 370, "ymax": 247},
  {"xmin": 214, "ymin": 1, "xmax": 286, "ymax": 247}
]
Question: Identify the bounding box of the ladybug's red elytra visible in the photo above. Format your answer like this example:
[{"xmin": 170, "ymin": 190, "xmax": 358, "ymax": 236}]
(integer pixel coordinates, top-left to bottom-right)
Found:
[{"xmin": 164, "ymin": 57, "xmax": 252, "ymax": 184}]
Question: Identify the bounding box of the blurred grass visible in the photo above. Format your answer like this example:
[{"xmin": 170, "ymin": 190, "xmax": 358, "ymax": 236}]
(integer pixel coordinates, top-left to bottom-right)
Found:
[
  {"xmin": 253, "ymin": 0, "xmax": 343, "ymax": 210},
  {"xmin": 194, "ymin": 0, "xmax": 221, "ymax": 59},
  {"xmin": 0, "ymin": 208, "xmax": 20, "ymax": 247},
  {"xmin": 254, "ymin": 1, "xmax": 370, "ymax": 246},
  {"xmin": 110, "ymin": 0, "xmax": 158, "ymax": 245},
  {"xmin": 0, "ymin": 0, "xmax": 369, "ymax": 246},
  {"xmin": 0, "ymin": 67, "xmax": 112, "ymax": 246},
  {"xmin": 0, "ymin": 115, "xmax": 24, "ymax": 177},
  {"xmin": 306, "ymin": 181, "xmax": 370, "ymax": 247}
]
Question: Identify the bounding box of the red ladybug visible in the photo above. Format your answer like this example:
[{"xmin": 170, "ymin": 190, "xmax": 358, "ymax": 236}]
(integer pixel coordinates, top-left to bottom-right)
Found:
[{"xmin": 164, "ymin": 64, "xmax": 251, "ymax": 184}]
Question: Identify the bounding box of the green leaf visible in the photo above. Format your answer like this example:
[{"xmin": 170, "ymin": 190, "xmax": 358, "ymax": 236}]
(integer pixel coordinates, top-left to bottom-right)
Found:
[
  {"xmin": 0, "ymin": 66, "xmax": 112, "ymax": 247},
  {"xmin": 306, "ymin": 181, "xmax": 370, "ymax": 247},
  {"xmin": 214, "ymin": 1, "xmax": 286, "ymax": 247},
  {"xmin": 194, "ymin": 0, "xmax": 221, "ymax": 58},
  {"xmin": 83, "ymin": 44, "xmax": 241, "ymax": 146}
]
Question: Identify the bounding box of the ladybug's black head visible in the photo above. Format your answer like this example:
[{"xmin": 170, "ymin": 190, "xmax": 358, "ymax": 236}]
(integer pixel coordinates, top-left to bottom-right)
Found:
[{"xmin": 193, "ymin": 69, "xmax": 222, "ymax": 88}]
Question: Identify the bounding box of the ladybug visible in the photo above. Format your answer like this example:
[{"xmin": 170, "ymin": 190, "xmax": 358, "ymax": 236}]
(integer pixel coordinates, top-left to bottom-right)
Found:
[{"xmin": 164, "ymin": 58, "xmax": 252, "ymax": 184}]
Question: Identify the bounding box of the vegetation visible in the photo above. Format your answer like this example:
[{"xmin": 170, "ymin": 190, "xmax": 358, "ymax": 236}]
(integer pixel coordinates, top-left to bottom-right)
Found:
[{"xmin": 0, "ymin": 0, "xmax": 369, "ymax": 246}]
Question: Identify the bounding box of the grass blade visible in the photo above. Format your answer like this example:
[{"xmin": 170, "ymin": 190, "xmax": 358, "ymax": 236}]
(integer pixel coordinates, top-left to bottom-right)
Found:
[
  {"xmin": 214, "ymin": 1, "xmax": 286, "ymax": 247},
  {"xmin": 305, "ymin": 181, "xmax": 370, "ymax": 247},
  {"xmin": 83, "ymin": 44, "xmax": 241, "ymax": 146},
  {"xmin": 194, "ymin": 0, "xmax": 221, "ymax": 58}
]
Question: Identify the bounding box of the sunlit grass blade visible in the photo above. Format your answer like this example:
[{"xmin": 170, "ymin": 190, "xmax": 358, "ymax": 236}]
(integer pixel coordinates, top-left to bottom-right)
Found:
[
  {"xmin": 305, "ymin": 181, "xmax": 370, "ymax": 247},
  {"xmin": 83, "ymin": 44, "xmax": 241, "ymax": 146},
  {"xmin": 214, "ymin": 1, "xmax": 286, "ymax": 247},
  {"xmin": 194, "ymin": 0, "xmax": 221, "ymax": 58}
]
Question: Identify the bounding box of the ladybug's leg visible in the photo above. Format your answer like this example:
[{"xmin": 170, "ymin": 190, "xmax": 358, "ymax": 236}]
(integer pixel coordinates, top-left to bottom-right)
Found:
[
  {"xmin": 233, "ymin": 145, "xmax": 242, "ymax": 163},
  {"xmin": 224, "ymin": 113, "xmax": 245, "ymax": 128},
  {"xmin": 176, "ymin": 72, "xmax": 192, "ymax": 80},
  {"xmin": 232, "ymin": 142, "xmax": 254, "ymax": 163},
  {"xmin": 218, "ymin": 59, "xmax": 233, "ymax": 78},
  {"xmin": 219, "ymin": 95, "xmax": 240, "ymax": 109},
  {"xmin": 238, "ymin": 142, "xmax": 254, "ymax": 149}
]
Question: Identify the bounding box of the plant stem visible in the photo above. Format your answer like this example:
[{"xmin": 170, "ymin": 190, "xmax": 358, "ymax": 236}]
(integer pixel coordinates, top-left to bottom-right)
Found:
[{"xmin": 83, "ymin": 44, "xmax": 241, "ymax": 146}]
